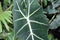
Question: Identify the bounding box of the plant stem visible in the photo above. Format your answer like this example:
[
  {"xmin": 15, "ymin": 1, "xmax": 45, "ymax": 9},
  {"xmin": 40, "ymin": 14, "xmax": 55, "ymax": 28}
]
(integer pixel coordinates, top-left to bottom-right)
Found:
[
  {"xmin": 49, "ymin": 14, "xmax": 56, "ymax": 23},
  {"xmin": 5, "ymin": 4, "xmax": 13, "ymax": 11}
]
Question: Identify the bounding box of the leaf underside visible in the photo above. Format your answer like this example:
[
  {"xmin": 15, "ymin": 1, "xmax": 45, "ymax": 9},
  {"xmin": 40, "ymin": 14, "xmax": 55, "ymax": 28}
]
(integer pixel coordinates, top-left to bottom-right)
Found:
[{"xmin": 13, "ymin": 0, "xmax": 49, "ymax": 40}]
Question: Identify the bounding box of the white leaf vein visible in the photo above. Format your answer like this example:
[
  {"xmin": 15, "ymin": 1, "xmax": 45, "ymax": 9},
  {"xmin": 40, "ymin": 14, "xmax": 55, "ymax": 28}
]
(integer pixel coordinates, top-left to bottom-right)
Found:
[
  {"xmin": 33, "ymin": 33, "xmax": 44, "ymax": 40},
  {"xmin": 16, "ymin": 23, "xmax": 28, "ymax": 35},
  {"xmin": 29, "ymin": 8, "xmax": 40, "ymax": 17},
  {"xmin": 27, "ymin": 0, "xmax": 35, "ymax": 40},
  {"xmin": 26, "ymin": 34, "xmax": 31, "ymax": 40},
  {"xmin": 30, "ymin": 20, "xmax": 47, "ymax": 25},
  {"xmin": 16, "ymin": 1, "xmax": 26, "ymax": 18},
  {"xmin": 30, "ymin": 0, "xmax": 34, "ymax": 5},
  {"xmin": 14, "ymin": 17, "xmax": 25, "ymax": 22},
  {"xmin": 27, "ymin": 17, "xmax": 34, "ymax": 40},
  {"xmin": 28, "ymin": 0, "xmax": 30, "ymax": 17}
]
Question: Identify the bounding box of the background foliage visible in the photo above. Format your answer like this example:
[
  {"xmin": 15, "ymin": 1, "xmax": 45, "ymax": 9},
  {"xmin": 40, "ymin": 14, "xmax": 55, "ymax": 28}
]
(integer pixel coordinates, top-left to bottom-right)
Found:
[{"xmin": 0, "ymin": 0, "xmax": 60, "ymax": 40}]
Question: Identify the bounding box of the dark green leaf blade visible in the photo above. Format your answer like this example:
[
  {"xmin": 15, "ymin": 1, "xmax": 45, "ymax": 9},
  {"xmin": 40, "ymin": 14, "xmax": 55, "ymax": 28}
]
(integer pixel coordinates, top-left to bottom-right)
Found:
[{"xmin": 13, "ymin": 0, "xmax": 49, "ymax": 40}]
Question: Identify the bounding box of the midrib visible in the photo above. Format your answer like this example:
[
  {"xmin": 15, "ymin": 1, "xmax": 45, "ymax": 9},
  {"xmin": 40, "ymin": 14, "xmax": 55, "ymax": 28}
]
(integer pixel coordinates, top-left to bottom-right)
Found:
[{"xmin": 26, "ymin": 17, "xmax": 34, "ymax": 40}]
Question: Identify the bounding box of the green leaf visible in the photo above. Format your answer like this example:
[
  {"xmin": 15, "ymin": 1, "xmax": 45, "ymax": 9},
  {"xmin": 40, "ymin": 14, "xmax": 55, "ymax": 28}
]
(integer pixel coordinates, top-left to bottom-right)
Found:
[
  {"xmin": 0, "ymin": 0, "xmax": 12, "ymax": 31},
  {"xmin": 44, "ymin": 0, "xmax": 60, "ymax": 14},
  {"xmin": 42, "ymin": 0, "xmax": 47, "ymax": 6},
  {"xmin": 13, "ymin": 0, "xmax": 49, "ymax": 40},
  {"xmin": 46, "ymin": 6, "xmax": 58, "ymax": 14},
  {"xmin": 50, "ymin": 14, "xmax": 60, "ymax": 29},
  {"xmin": 0, "ymin": 32, "xmax": 14, "ymax": 39},
  {"xmin": 0, "ymin": 2, "xmax": 2, "ymax": 14},
  {"xmin": 4, "ymin": 0, "xmax": 11, "ymax": 4},
  {"xmin": 5, "ymin": 32, "xmax": 14, "ymax": 40},
  {"xmin": 48, "ymin": 34, "xmax": 54, "ymax": 40},
  {"xmin": 0, "ymin": 21, "xmax": 2, "ymax": 33},
  {"xmin": 0, "ymin": 11, "xmax": 12, "ymax": 31},
  {"xmin": 1, "ymin": 18, "xmax": 10, "ymax": 31}
]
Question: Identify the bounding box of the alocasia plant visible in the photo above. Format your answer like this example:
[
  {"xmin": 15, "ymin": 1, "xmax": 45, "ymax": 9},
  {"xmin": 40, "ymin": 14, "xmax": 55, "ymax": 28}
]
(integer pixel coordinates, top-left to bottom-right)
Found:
[{"xmin": 12, "ymin": 0, "xmax": 49, "ymax": 40}]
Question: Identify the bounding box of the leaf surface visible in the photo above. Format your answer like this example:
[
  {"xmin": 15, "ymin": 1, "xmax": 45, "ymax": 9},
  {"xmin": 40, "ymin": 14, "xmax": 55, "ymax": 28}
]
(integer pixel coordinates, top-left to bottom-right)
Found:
[{"xmin": 13, "ymin": 0, "xmax": 49, "ymax": 40}]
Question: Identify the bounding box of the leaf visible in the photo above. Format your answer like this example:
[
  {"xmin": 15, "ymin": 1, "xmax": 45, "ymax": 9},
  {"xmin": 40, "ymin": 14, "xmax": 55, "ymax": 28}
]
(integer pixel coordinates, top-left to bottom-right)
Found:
[
  {"xmin": 48, "ymin": 34, "xmax": 54, "ymax": 40},
  {"xmin": 42, "ymin": 0, "xmax": 47, "ymax": 6},
  {"xmin": 50, "ymin": 14, "xmax": 60, "ymax": 29},
  {"xmin": 5, "ymin": 32, "xmax": 14, "ymax": 40},
  {"xmin": 0, "ymin": 11, "xmax": 12, "ymax": 31},
  {"xmin": 0, "ymin": 2, "xmax": 2, "ymax": 14},
  {"xmin": 0, "ymin": 32, "xmax": 14, "ymax": 39},
  {"xmin": 44, "ymin": 0, "xmax": 60, "ymax": 14},
  {"xmin": 0, "ymin": 1, "xmax": 12, "ymax": 31},
  {"xmin": 0, "ymin": 21, "xmax": 2, "ymax": 33},
  {"xmin": 13, "ymin": 0, "xmax": 49, "ymax": 40},
  {"xmin": 46, "ymin": 6, "xmax": 58, "ymax": 14},
  {"xmin": 4, "ymin": 0, "xmax": 11, "ymax": 4}
]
